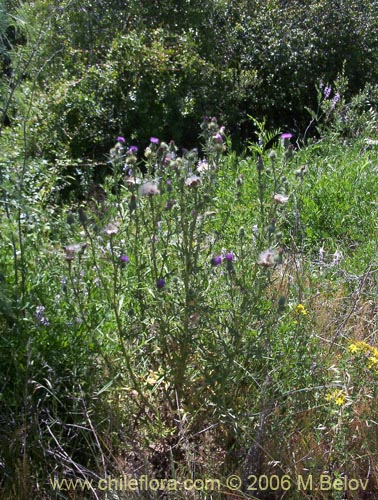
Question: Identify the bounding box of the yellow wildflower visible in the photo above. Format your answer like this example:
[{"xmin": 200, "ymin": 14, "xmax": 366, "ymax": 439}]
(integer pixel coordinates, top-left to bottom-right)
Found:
[
  {"xmin": 356, "ymin": 341, "xmax": 371, "ymax": 351},
  {"xmin": 347, "ymin": 343, "xmax": 359, "ymax": 354},
  {"xmin": 296, "ymin": 304, "xmax": 307, "ymax": 315},
  {"xmin": 368, "ymin": 356, "xmax": 378, "ymax": 370},
  {"xmin": 325, "ymin": 389, "xmax": 346, "ymax": 406},
  {"xmin": 347, "ymin": 340, "xmax": 378, "ymax": 354},
  {"xmin": 335, "ymin": 394, "xmax": 346, "ymax": 406}
]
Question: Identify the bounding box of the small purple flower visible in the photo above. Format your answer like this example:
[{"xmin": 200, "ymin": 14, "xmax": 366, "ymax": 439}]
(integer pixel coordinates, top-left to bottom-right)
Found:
[
  {"xmin": 156, "ymin": 278, "xmax": 165, "ymax": 289},
  {"xmin": 117, "ymin": 136, "xmax": 126, "ymax": 143},
  {"xmin": 120, "ymin": 255, "xmax": 129, "ymax": 263},
  {"xmin": 128, "ymin": 145, "xmax": 138, "ymax": 154},
  {"xmin": 36, "ymin": 305, "xmax": 50, "ymax": 326},
  {"xmin": 332, "ymin": 92, "xmax": 340, "ymax": 105},
  {"xmin": 324, "ymin": 86, "xmax": 331, "ymax": 99},
  {"xmin": 150, "ymin": 137, "xmax": 159, "ymax": 144},
  {"xmin": 36, "ymin": 305, "xmax": 45, "ymax": 315},
  {"xmin": 281, "ymin": 133, "xmax": 292, "ymax": 139},
  {"xmin": 225, "ymin": 252, "xmax": 234, "ymax": 262},
  {"xmin": 211, "ymin": 256, "xmax": 222, "ymax": 266},
  {"xmin": 213, "ymin": 133, "xmax": 223, "ymax": 143}
]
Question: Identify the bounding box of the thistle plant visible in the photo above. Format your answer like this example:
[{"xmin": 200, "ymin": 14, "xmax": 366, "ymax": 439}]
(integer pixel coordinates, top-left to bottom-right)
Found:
[{"xmin": 2, "ymin": 106, "xmax": 377, "ymax": 499}]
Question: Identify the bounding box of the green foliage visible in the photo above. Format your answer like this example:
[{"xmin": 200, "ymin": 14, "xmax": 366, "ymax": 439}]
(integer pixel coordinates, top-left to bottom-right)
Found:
[{"xmin": 5, "ymin": 0, "xmax": 378, "ymax": 159}]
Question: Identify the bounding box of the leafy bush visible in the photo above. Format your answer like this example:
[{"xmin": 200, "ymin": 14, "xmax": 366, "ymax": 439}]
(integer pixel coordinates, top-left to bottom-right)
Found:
[{"xmin": 5, "ymin": 0, "xmax": 378, "ymax": 159}]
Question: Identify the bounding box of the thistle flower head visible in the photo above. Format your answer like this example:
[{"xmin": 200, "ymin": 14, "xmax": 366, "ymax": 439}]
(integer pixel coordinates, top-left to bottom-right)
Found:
[
  {"xmin": 281, "ymin": 133, "xmax": 292, "ymax": 140},
  {"xmin": 64, "ymin": 242, "xmax": 87, "ymax": 261},
  {"xmin": 156, "ymin": 278, "xmax": 166, "ymax": 289},
  {"xmin": 196, "ymin": 160, "xmax": 210, "ymax": 173},
  {"xmin": 257, "ymin": 249, "xmax": 276, "ymax": 267},
  {"xmin": 138, "ymin": 181, "xmax": 160, "ymax": 196},
  {"xmin": 273, "ymin": 193, "xmax": 289, "ymax": 204},
  {"xmin": 150, "ymin": 137, "xmax": 159, "ymax": 144},
  {"xmin": 125, "ymin": 174, "xmax": 142, "ymax": 185},
  {"xmin": 116, "ymin": 136, "xmax": 126, "ymax": 143},
  {"xmin": 212, "ymin": 133, "xmax": 223, "ymax": 143},
  {"xmin": 103, "ymin": 222, "xmax": 119, "ymax": 236},
  {"xmin": 211, "ymin": 256, "xmax": 222, "ymax": 266},
  {"xmin": 185, "ymin": 175, "xmax": 201, "ymax": 187}
]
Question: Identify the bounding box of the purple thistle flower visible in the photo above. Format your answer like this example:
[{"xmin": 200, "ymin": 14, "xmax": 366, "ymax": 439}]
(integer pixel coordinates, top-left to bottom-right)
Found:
[
  {"xmin": 120, "ymin": 254, "xmax": 129, "ymax": 268},
  {"xmin": 213, "ymin": 133, "xmax": 223, "ymax": 143},
  {"xmin": 211, "ymin": 256, "xmax": 222, "ymax": 266},
  {"xmin": 128, "ymin": 145, "xmax": 138, "ymax": 154},
  {"xmin": 225, "ymin": 252, "xmax": 234, "ymax": 262},
  {"xmin": 150, "ymin": 137, "xmax": 159, "ymax": 144},
  {"xmin": 117, "ymin": 136, "xmax": 126, "ymax": 143},
  {"xmin": 156, "ymin": 278, "xmax": 166, "ymax": 289},
  {"xmin": 281, "ymin": 133, "xmax": 292, "ymax": 139}
]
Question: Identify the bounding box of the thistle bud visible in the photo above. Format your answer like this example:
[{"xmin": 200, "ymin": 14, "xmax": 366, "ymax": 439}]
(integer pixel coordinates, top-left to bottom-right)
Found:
[
  {"xmin": 269, "ymin": 150, "xmax": 277, "ymax": 161},
  {"xmin": 266, "ymin": 218, "xmax": 276, "ymax": 235},
  {"xmin": 66, "ymin": 210, "xmax": 75, "ymax": 225},
  {"xmin": 285, "ymin": 144, "xmax": 294, "ymax": 160},
  {"xmin": 275, "ymin": 232, "xmax": 283, "ymax": 240},
  {"xmin": 257, "ymin": 156, "xmax": 264, "ymax": 172},
  {"xmin": 278, "ymin": 296, "xmax": 286, "ymax": 311},
  {"xmin": 236, "ymin": 174, "xmax": 244, "ymax": 187},
  {"xmin": 78, "ymin": 207, "xmax": 87, "ymax": 225},
  {"xmin": 129, "ymin": 194, "xmax": 137, "ymax": 213},
  {"xmin": 274, "ymin": 247, "xmax": 284, "ymax": 264}
]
